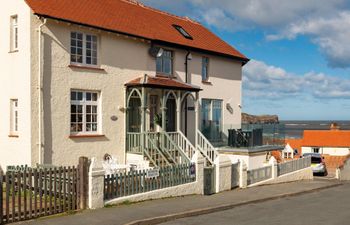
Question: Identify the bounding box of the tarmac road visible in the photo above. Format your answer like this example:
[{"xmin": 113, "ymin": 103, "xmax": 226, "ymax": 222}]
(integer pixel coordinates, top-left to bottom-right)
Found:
[{"xmin": 161, "ymin": 183, "xmax": 350, "ymax": 225}]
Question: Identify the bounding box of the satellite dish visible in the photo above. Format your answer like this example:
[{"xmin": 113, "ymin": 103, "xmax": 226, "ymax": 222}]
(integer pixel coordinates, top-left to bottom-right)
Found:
[{"xmin": 149, "ymin": 46, "xmax": 164, "ymax": 58}]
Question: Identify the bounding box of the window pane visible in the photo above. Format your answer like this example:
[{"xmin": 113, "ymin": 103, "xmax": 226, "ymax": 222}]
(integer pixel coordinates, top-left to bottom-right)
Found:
[
  {"xmin": 71, "ymin": 91, "xmax": 77, "ymax": 100},
  {"xmin": 77, "ymin": 92, "xmax": 83, "ymax": 101},
  {"xmin": 86, "ymin": 93, "xmax": 92, "ymax": 101}
]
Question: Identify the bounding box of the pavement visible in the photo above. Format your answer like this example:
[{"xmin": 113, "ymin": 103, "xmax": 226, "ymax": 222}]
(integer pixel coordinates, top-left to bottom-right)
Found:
[
  {"xmin": 161, "ymin": 181, "xmax": 350, "ymax": 225},
  {"xmin": 15, "ymin": 179, "xmax": 342, "ymax": 225}
]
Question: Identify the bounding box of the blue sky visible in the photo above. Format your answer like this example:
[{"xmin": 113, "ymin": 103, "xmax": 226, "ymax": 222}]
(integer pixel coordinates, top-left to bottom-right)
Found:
[{"xmin": 141, "ymin": 0, "xmax": 350, "ymax": 120}]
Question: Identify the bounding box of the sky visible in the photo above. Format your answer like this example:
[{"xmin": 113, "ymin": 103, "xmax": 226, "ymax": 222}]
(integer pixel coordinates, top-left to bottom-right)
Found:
[{"xmin": 141, "ymin": 0, "xmax": 350, "ymax": 120}]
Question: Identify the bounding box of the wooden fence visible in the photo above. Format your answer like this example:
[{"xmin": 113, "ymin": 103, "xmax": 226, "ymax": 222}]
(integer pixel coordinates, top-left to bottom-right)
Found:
[
  {"xmin": 0, "ymin": 157, "xmax": 88, "ymax": 225},
  {"xmin": 104, "ymin": 163, "xmax": 196, "ymax": 200}
]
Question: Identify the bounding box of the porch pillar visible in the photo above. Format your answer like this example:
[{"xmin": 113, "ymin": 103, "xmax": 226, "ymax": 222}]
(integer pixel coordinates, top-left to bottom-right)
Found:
[
  {"xmin": 195, "ymin": 92, "xmax": 199, "ymax": 148},
  {"xmin": 141, "ymin": 87, "xmax": 147, "ymax": 133},
  {"xmin": 176, "ymin": 90, "xmax": 181, "ymax": 132},
  {"xmin": 161, "ymin": 90, "xmax": 167, "ymax": 132}
]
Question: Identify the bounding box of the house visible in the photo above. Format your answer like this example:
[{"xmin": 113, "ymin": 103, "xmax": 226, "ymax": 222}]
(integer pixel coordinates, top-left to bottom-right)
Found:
[
  {"xmin": 0, "ymin": 0, "xmax": 249, "ymax": 170},
  {"xmin": 287, "ymin": 124, "xmax": 350, "ymax": 175}
]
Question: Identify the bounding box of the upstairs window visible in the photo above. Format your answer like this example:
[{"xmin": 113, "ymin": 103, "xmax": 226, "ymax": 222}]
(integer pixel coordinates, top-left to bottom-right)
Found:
[
  {"xmin": 202, "ymin": 57, "xmax": 209, "ymax": 81},
  {"xmin": 70, "ymin": 32, "xmax": 98, "ymax": 66},
  {"xmin": 10, "ymin": 99, "xmax": 19, "ymax": 135},
  {"xmin": 173, "ymin": 25, "xmax": 193, "ymax": 40},
  {"xmin": 156, "ymin": 50, "xmax": 173, "ymax": 76},
  {"xmin": 70, "ymin": 90, "xmax": 100, "ymax": 134},
  {"xmin": 10, "ymin": 15, "xmax": 18, "ymax": 51}
]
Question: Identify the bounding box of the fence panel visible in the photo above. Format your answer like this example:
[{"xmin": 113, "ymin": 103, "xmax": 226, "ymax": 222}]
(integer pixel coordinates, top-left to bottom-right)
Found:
[
  {"xmin": 247, "ymin": 166, "xmax": 272, "ymax": 185},
  {"xmin": 278, "ymin": 157, "xmax": 311, "ymax": 176},
  {"xmin": 104, "ymin": 163, "xmax": 196, "ymax": 201},
  {"xmin": 0, "ymin": 166, "xmax": 83, "ymax": 224}
]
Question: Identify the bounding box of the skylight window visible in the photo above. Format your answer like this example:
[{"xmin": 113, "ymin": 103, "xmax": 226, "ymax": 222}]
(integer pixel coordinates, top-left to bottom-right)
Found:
[{"xmin": 173, "ymin": 25, "xmax": 193, "ymax": 40}]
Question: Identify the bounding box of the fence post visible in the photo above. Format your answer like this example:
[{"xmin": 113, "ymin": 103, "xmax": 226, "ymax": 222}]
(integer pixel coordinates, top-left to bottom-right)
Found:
[
  {"xmin": 88, "ymin": 158, "xmax": 105, "ymax": 209},
  {"xmin": 79, "ymin": 157, "xmax": 89, "ymax": 210},
  {"xmin": 215, "ymin": 155, "xmax": 232, "ymax": 193},
  {"xmin": 269, "ymin": 157, "xmax": 278, "ymax": 179},
  {"xmin": 239, "ymin": 160, "xmax": 247, "ymax": 189}
]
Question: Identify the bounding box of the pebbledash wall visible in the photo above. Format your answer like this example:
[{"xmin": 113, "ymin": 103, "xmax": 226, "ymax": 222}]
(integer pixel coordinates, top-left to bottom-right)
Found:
[
  {"xmin": 302, "ymin": 147, "xmax": 350, "ymax": 156},
  {"xmin": 0, "ymin": 1, "xmax": 32, "ymax": 170},
  {"xmin": 1, "ymin": 1, "xmax": 243, "ymax": 169}
]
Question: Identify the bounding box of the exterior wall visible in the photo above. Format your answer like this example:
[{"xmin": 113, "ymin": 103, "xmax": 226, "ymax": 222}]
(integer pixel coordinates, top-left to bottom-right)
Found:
[
  {"xmin": 30, "ymin": 19, "xmax": 155, "ymax": 166},
  {"xmin": 302, "ymin": 146, "xmax": 350, "ymax": 156},
  {"xmin": 225, "ymin": 153, "xmax": 267, "ymax": 170},
  {"xmin": 0, "ymin": 1, "xmax": 32, "ymax": 170},
  {"xmin": 339, "ymin": 158, "xmax": 350, "ymax": 181}
]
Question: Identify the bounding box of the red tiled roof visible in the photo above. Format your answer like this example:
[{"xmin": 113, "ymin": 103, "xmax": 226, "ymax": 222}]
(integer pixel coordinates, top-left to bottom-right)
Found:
[
  {"xmin": 302, "ymin": 130, "xmax": 350, "ymax": 148},
  {"xmin": 285, "ymin": 139, "xmax": 303, "ymax": 157},
  {"xmin": 125, "ymin": 75, "xmax": 201, "ymax": 91},
  {"xmin": 25, "ymin": 0, "xmax": 248, "ymax": 61}
]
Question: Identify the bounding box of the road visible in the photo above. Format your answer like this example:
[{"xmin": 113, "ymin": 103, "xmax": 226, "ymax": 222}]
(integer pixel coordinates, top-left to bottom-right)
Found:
[{"xmin": 161, "ymin": 183, "xmax": 350, "ymax": 225}]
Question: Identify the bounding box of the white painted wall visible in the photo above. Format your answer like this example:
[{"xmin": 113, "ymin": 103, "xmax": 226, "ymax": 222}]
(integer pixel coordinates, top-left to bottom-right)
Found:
[
  {"xmin": 302, "ymin": 147, "xmax": 350, "ymax": 156},
  {"xmin": 0, "ymin": 1, "xmax": 32, "ymax": 171},
  {"xmin": 225, "ymin": 153, "xmax": 267, "ymax": 170}
]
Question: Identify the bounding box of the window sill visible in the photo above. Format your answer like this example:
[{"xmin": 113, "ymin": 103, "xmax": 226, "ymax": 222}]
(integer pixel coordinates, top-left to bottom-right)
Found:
[
  {"xmin": 202, "ymin": 80, "xmax": 212, "ymax": 85},
  {"xmin": 8, "ymin": 50, "xmax": 19, "ymax": 53},
  {"xmin": 156, "ymin": 73, "xmax": 176, "ymax": 79},
  {"xmin": 69, "ymin": 64, "xmax": 105, "ymax": 71},
  {"xmin": 8, "ymin": 134, "xmax": 19, "ymax": 138},
  {"xmin": 69, "ymin": 134, "xmax": 105, "ymax": 139}
]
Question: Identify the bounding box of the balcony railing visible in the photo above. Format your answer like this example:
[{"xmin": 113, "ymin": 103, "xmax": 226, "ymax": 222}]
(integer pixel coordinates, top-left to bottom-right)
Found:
[{"xmin": 201, "ymin": 123, "xmax": 285, "ymax": 149}]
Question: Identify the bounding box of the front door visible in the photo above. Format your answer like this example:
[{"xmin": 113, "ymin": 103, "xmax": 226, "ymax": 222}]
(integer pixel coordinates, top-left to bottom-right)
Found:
[{"xmin": 166, "ymin": 98, "xmax": 176, "ymax": 132}]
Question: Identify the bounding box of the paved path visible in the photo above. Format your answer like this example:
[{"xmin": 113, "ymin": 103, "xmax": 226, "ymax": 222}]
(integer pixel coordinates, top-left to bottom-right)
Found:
[
  {"xmin": 15, "ymin": 180, "xmax": 341, "ymax": 225},
  {"xmin": 161, "ymin": 182, "xmax": 350, "ymax": 225}
]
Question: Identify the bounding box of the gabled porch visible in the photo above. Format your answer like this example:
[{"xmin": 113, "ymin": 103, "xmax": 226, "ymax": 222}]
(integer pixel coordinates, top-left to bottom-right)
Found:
[{"xmin": 125, "ymin": 75, "xmax": 215, "ymax": 167}]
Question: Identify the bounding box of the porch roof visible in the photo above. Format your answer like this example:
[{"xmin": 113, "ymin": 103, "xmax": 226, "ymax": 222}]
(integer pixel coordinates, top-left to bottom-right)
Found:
[{"xmin": 125, "ymin": 75, "xmax": 202, "ymax": 92}]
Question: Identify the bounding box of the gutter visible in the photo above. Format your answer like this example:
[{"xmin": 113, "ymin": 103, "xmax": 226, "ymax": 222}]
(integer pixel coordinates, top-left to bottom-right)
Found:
[{"xmin": 37, "ymin": 18, "xmax": 47, "ymax": 165}]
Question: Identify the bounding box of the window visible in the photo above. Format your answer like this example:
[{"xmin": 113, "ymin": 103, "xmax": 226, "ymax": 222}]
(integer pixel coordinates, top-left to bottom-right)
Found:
[
  {"xmin": 312, "ymin": 147, "xmax": 320, "ymax": 153},
  {"xmin": 70, "ymin": 91, "xmax": 99, "ymax": 134},
  {"xmin": 10, "ymin": 15, "xmax": 18, "ymax": 51},
  {"xmin": 70, "ymin": 32, "xmax": 98, "ymax": 66},
  {"xmin": 201, "ymin": 99, "xmax": 222, "ymax": 141},
  {"xmin": 10, "ymin": 99, "xmax": 19, "ymax": 135},
  {"xmin": 202, "ymin": 57, "xmax": 209, "ymax": 81},
  {"xmin": 156, "ymin": 50, "xmax": 173, "ymax": 75},
  {"xmin": 173, "ymin": 25, "xmax": 193, "ymax": 40}
]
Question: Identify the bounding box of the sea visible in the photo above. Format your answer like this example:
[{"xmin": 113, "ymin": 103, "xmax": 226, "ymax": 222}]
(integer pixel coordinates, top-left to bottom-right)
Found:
[{"xmin": 280, "ymin": 120, "xmax": 350, "ymax": 139}]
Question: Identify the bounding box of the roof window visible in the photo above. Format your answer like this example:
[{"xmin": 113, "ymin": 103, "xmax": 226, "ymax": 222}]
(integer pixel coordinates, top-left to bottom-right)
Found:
[{"xmin": 173, "ymin": 25, "xmax": 193, "ymax": 40}]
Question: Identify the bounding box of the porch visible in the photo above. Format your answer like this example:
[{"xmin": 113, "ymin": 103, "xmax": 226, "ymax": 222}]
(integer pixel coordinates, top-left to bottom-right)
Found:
[{"xmin": 125, "ymin": 75, "xmax": 217, "ymax": 167}]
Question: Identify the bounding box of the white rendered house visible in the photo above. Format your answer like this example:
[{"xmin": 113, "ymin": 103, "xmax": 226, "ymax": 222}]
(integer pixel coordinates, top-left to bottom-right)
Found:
[{"xmin": 0, "ymin": 0, "xmax": 249, "ymax": 170}]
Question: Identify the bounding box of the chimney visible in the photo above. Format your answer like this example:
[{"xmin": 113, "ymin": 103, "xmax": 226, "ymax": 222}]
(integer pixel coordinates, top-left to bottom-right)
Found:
[{"xmin": 330, "ymin": 123, "xmax": 340, "ymax": 131}]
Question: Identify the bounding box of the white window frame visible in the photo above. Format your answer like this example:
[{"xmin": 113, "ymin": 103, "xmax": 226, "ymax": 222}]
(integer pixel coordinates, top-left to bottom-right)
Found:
[
  {"xmin": 70, "ymin": 90, "xmax": 101, "ymax": 135},
  {"xmin": 70, "ymin": 32, "xmax": 98, "ymax": 66},
  {"xmin": 10, "ymin": 99, "xmax": 19, "ymax": 135},
  {"xmin": 312, "ymin": 147, "xmax": 320, "ymax": 154},
  {"xmin": 10, "ymin": 15, "xmax": 18, "ymax": 52}
]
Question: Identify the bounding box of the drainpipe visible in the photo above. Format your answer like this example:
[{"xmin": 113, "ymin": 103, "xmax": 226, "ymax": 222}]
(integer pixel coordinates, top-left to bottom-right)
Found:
[
  {"xmin": 184, "ymin": 52, "xmax": 191, "ymax": 136},
  {"xmin": 37, "ymin": 18, "xmax": 47, "ymax": 165}
]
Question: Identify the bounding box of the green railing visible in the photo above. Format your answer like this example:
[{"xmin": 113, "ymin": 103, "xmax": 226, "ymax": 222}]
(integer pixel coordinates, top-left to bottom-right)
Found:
[
  {"xmin": 126, "ymin": 132, "xmax": 142, "ymax": 154},
  {"xmin": 104, "ymin": 163, "xmax": 196, "ymax": 200},
  {"xmin": 168, "ymin": 131, "xmax": 196, "ymax": 160},
  {"xmin": 143, "ymin": 133, "xmax": 171, "ymax": 168},
  {"xmin": 278, "ymin": 156, "xmax": 311, "ymax": 176},
  {"xmin": 247, "ymin": 165, "xmax": 272, "ymax": 185},
  {"xmin": 159, "ymin": 132, "xmax": 191, "ymax": 165}
]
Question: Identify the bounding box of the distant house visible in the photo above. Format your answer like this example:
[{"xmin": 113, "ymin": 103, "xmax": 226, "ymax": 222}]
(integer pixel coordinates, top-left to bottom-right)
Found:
[{"xmin": 301, "ymin": 129, "xmax": 350, "ymax": 156}]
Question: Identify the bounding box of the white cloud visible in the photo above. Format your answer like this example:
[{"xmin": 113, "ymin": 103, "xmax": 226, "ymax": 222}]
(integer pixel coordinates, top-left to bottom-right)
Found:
[
  {"xmin": 243, "ymin": 60, "xmax": 350, "ymax": 99},
  {"xmin": 142, "ymin": 0, "xmax": 350, "ymax": 68}
]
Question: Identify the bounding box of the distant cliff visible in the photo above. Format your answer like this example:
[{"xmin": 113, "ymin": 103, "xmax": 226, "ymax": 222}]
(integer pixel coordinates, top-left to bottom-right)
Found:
[{"xmin": 242, "ymin": 113, "xmax": 279, "ymax": 124}]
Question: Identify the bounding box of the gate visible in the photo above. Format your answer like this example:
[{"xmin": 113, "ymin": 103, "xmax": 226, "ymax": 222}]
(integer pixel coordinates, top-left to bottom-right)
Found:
[
  {"xmin": 231, "ymin": 163, "xmax": 240, "ymax": 188},
  {"xmin": 203, "ymin": 167, "xmax": 215, "ymax": 195}
]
